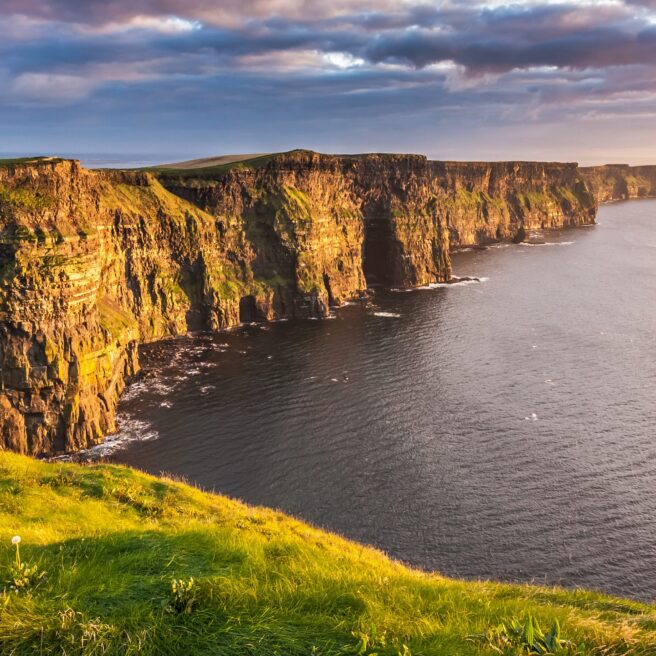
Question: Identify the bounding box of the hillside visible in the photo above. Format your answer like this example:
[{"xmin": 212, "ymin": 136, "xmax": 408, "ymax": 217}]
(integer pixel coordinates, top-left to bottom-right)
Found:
[{"xmin": 1, "ymin": 452, "xmax": 655, "ymax": 655}]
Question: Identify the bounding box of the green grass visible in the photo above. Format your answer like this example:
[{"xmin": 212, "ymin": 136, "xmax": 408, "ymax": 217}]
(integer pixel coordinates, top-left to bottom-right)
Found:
[
  {"xmin": 147, "ymin": 151, "xmax": 309, "ymax": 178},
  {"xmin": 1, "ymin": 452, "xmax": 655, "ymax": 655},
  {"xmin": 0, "ymin": 157, "xmax": 64, "ymax": 168}
]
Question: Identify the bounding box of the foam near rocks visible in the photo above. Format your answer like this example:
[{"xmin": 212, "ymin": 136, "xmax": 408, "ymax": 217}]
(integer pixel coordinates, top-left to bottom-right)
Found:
[{"xmin": 51, "ymin": 416, "xmax": 159, "ymax": 462}]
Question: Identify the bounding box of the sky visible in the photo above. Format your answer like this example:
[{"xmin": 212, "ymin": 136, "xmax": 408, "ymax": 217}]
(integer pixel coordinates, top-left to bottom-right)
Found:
[{"xmin": 1, "ymin": 0, "xmax": 656, "ymax": 164}]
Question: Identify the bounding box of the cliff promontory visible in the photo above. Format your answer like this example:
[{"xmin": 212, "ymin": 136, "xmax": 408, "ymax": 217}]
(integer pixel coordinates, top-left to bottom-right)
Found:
[
  {"xmin": 0, "ymin": 151, "xmax": 596, "ymax": 455},
  {"xmin": 581, "ymin": 164, "xmax": 656, "ymax": 203}
]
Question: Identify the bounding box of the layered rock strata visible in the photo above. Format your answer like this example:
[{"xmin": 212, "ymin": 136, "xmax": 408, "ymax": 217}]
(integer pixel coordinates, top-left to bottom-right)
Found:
[{"xmin": 0, "ymin": 151, "xmax": 597, "ymax": 455}]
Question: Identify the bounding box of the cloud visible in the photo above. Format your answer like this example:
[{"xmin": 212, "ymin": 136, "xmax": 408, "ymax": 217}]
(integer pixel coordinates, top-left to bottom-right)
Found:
[
  {"xmin": 10, "ymin": 72, "xmax": 94, "ymax": 103},
  {"xmin": 0, "ymin": 1, "xmax": 655, "ymax": 162}
]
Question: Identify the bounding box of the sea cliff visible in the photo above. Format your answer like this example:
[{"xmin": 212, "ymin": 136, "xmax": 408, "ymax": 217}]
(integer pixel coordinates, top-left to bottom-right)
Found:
[
  {"xmin": 581, "ymin": 164, "xmax": 656, "ymax": 203},
  {"xmin": 0, "ymin": 151, "xmax": 596, "ymax": 455}
]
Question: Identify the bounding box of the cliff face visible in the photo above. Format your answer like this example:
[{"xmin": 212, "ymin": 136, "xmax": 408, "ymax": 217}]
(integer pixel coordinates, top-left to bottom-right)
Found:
[
  {"xmin": 581, "ymin": 165, "xmax": 656, "ymax": 203},
  {"xmin": 0, "ymin": 151, "xmax": 596, "ymax": 455},
  {"xmin": 433, "ymin": 161, "xmax": 596, "ymax": 247}
]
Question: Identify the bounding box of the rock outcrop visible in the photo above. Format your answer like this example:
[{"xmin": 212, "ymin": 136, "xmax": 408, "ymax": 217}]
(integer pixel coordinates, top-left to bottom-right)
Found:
[
  {"xmin": 0, "ymin": 151, "xmax": 597, "ymax": 455},
  {"xmin": 581, "ymin": 164, "xmax": 656, "ymax": 203}
]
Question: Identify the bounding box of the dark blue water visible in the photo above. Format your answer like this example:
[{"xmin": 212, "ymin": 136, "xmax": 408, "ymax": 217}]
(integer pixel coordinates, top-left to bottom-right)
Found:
[{"xmin": 109, "ymin": 200, "xmax": 656, "ymax": 601}]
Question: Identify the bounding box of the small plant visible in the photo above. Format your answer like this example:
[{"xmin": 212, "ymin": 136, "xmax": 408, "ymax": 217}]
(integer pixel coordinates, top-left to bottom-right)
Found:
[
  {"xmin": 342, "ymin": 628, "xmax": 411, "ymax": 656},
  {"xmin": 57, "ymin": 608, "xmax": 115, "ymax": 649},
  {"xmin": 468, "ymin": 615, "xmax": 578, "ymax": 655},
  {"xmin": 6, "ymin": 535, "xmax": 45, "ymax": 593},
  {"xmin": 168, "ymin": 577, "xmax": 196, "ymax": 614}
]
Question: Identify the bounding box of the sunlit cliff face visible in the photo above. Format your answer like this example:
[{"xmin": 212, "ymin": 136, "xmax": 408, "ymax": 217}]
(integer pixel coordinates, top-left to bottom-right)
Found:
[{"xmin": 1, "ymin": 0, "xmax": 656, "ymax": 163}]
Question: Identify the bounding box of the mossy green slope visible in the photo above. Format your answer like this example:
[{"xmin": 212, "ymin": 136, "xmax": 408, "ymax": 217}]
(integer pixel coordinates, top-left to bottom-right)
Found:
[{"xmin": 1, "ymin": 453, "xmax": 654, "ymax": 655}]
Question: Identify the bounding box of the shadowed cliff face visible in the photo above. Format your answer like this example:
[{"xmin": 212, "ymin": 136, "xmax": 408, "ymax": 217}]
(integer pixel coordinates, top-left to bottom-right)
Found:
[
  {"xmin": 0, "ymin": 151, "xmax": 597, "ymax": 455},
  {"xmin": 581, "ymin": 165, "xmax": 656, "ymax": 204}
]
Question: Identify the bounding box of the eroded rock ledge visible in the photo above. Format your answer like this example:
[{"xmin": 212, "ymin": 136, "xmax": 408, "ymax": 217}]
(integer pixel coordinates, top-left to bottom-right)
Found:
[{"xmin": 0, "ymin": 150, "xmax": 596, "ymax": 455}]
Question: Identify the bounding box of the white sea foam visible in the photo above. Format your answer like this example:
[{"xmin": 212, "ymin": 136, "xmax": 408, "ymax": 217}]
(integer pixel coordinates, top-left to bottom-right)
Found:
[
  {"xmin": 150, "ymin": 381, "xmax": 175, "ymax": 395},
  {"xmin": 51, "ymin": 416, "xmax": 159, "ymax": 462},
  {"xmin": 121, "ymin": 380, "xmax": 173, "ymax": 401},
  {"xmin": 121, "ymin": 380, "xmax": 148, "ymax": 401},
  {"xmin": 524, "ymin": 412, "xmax": 539, "ymax": 421},
  {"xmin": 372, "ymin": 311, "xmax": 401, "ymax": 318},
  {"xmin": 393, "ymin": 277, "xmax": 489, "ymax": 292}
]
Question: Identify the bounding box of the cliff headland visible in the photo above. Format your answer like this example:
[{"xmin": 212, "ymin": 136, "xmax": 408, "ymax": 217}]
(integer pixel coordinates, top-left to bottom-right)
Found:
[{"xmin": 0, "ymin": 150, "xmax": 596, "ymax": 455}]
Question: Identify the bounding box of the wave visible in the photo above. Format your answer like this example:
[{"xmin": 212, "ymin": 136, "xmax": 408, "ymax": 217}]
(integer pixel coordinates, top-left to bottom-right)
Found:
[
  {"xmin": 372, "ymin": 311, "xmax": 401, "ymax": 318},
  {"xmin": 120, "ymin": 380, "xmax": 148, "ymax": 401},
  {"xmin": 393, "ymin": 277, "xmax": 489, "ymax": 292},
  {"xmin": 51, "ymin": 416, "xmax": 158, "ymax": 462}
]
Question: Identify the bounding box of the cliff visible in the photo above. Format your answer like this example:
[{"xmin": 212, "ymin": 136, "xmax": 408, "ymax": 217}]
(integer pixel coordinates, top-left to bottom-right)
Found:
[
  {"xmin": 0, "ymin": 151, "xmax": 596, "ymax": 455},
  {"xmin": 433, "ymin": 161, "xmax": 595, "ymax": 247},
  {"xmin": 581, "ymin": 164, "xmax": 656, "ymax": 203}
]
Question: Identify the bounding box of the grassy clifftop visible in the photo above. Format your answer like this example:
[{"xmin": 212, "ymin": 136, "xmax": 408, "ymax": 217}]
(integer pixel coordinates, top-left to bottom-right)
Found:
[{"xmin": 0, "ymin": 453, "xmax": 654, "ymax": 655}]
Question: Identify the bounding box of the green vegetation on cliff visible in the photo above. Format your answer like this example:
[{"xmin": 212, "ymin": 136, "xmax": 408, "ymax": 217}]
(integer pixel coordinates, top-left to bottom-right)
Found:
[
  {"xmin": 149, "ymin": 152, "xmax": 288, "ymax": 178},
  {"xmin": 1, "ymin": 453, "xmax": 654, "ymax": 655}
]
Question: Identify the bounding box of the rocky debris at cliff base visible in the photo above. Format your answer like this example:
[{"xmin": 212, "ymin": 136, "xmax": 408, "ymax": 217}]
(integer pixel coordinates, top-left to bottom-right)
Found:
[
  {"xmin": 449, "ymin": 275, "xmax": 481, "ymax": 284},
  {"xmin": 452, "ymin": 245, "xmax": 489, "ymax": 252},
  {"xmin": 518, "ymin": 241, "xmax": 574, "ymax": 247}
]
